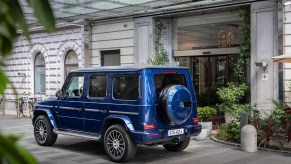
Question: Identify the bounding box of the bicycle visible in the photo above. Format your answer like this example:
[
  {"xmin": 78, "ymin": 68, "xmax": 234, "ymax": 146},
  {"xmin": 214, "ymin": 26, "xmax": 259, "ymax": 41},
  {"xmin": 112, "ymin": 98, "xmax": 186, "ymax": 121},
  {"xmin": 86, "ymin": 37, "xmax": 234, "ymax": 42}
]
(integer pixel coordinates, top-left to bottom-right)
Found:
[
  {"xmin": 17, "ymin": 92, "xmax": 42, "ymax": 119},
  {"xmin": 27, "ymin": 95, "xmax": 42, "ymax": 117},
  {"xmin": 18, "ymin": 96, "xmax": 29, "ymax": 118}
]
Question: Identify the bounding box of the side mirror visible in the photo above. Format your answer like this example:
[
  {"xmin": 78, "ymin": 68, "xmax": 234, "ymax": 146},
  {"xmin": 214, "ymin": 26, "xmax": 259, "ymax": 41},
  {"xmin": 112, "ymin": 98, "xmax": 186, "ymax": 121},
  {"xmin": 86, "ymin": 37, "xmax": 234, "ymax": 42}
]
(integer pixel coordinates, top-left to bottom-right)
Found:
[{"xmin": 56, "ymin": 90, "xmax": 64, "ymax": 100}]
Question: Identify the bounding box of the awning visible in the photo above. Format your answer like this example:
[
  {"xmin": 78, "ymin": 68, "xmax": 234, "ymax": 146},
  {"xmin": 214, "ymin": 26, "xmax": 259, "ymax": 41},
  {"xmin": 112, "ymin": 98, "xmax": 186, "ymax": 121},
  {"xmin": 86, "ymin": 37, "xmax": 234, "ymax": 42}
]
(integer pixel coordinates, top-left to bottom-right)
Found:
[
  {"xmin": 18, "ymin": 0, "xmax": 257, "ymax": 27},
  {"xmin": 272, "ymin": 54, "xmax": 291, "ymax": 63}
]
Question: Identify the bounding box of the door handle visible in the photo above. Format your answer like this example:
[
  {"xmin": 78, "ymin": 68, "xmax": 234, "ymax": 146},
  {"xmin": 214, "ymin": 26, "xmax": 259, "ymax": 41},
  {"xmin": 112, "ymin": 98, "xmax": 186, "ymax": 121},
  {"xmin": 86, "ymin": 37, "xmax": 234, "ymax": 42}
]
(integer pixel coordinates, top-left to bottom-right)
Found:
[
  {"xmin": 75, "ymin": 108, "xmax": 82, "ymax": 112},
  {"xmin": 99, "ymin": 110, "xmax": 107, "ymax": 114}
]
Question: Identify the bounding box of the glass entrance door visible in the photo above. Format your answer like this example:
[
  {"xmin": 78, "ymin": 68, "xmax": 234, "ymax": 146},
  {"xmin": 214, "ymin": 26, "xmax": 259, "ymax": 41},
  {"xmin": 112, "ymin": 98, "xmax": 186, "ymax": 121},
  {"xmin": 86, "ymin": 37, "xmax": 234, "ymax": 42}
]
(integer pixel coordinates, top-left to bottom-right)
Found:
[{"xmin": 192, "ymin": 55, "xmax": 237, "ymax": 106}]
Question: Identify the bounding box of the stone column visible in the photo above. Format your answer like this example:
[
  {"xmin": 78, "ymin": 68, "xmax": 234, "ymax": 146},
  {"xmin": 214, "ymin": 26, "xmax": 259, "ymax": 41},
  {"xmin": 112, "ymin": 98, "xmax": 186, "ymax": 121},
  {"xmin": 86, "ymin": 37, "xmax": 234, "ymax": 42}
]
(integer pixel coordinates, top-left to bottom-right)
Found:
[
  {"xmin": 134, "ymin": 17, "xmax": 154, "ymax": 65},
  {"xmin": 283, "ymin": 1, "xmax": 291, "ymax": 106},
  {"xmin": 251, "ymin": 0, "xmax": 278, "ymax": 114}
]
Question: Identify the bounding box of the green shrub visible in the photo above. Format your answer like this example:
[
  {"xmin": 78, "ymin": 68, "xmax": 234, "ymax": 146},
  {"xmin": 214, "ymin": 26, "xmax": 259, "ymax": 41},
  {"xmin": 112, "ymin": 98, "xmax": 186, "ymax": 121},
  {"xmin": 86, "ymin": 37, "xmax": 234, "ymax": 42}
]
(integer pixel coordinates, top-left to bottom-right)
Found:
[
  {"xmin": 197, "ymin": 106, "xmax": 217, "ymax": 122},
  {"xmin": 217, "ymin": 122, "xmax": 240, "ymax": 143},
  {"xmin": 217, "ymin": 82, "xmax": 252, "ymax": 121}
]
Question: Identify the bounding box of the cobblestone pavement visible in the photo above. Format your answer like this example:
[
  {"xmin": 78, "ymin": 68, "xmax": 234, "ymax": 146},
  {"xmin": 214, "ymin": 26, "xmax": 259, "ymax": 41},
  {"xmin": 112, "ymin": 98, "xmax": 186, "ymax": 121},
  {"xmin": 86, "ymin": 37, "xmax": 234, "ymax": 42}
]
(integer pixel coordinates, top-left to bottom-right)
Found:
[{"xmin": 0, "ymin": 114, "xmax": 290, "ymax": 164}]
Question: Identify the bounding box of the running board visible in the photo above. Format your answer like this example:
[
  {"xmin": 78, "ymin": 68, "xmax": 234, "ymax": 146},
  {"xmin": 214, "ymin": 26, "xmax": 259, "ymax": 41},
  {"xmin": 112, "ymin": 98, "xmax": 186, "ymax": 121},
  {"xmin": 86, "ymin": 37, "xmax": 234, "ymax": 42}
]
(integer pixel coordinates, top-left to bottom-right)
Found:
[{"xmin": 53, "ymin": 129, "xmax": 101, "ymax": 141}]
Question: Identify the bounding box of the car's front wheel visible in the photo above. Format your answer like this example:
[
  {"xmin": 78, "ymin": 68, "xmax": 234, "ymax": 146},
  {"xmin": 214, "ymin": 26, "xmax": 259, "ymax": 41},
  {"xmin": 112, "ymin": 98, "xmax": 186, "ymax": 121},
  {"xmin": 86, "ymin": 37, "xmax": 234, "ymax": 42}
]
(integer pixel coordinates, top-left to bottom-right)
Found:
[
  {"xmin": 34, "ymin": 115, "xmax": 57, "ymax": 146},
  {"xmin": 163, "ymin": 137, "xmax": 190, "ymax": 152},
  {"xmin": 104, "ymin": 124, "xmax": 137, "ymax": 162}
]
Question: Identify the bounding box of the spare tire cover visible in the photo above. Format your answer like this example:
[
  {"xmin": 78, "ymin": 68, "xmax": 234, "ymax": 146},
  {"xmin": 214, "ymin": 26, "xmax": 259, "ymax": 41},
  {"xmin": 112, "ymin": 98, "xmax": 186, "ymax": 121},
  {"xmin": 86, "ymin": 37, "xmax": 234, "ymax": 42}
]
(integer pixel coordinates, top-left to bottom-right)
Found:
[{"xmin": 159, "ymin": 85, "xmax": 192, "ymax": 125}]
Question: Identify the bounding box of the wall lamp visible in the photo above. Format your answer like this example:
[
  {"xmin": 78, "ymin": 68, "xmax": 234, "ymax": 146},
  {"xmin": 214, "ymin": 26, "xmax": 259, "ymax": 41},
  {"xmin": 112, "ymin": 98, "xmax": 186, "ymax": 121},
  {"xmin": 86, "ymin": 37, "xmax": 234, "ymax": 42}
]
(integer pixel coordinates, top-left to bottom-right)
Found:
[
  {"xmin": 255, "ymin": 61, "xmax": 268, "ymax": 73},
  {"xmin": 284, "ymin": 1, "xmax": 291, "ymax": 6}
]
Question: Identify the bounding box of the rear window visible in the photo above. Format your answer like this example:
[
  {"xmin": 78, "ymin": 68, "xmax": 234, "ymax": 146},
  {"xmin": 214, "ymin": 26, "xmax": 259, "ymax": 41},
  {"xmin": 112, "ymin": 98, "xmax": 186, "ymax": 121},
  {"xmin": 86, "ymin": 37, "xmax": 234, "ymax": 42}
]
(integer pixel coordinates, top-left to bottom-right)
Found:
[
  {"xmin": 154, "ymin": 74, "xmax": 187, "ymax": 97},
  {"xmin": 113, "ymin": 75, "xmax": 139, "ymax": 100}
]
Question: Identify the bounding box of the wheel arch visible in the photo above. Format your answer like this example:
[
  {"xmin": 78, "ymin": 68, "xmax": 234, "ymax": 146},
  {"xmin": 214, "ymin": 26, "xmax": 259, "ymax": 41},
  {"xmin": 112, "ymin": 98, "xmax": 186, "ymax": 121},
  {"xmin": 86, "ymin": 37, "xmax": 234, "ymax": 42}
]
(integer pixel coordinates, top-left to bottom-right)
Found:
[
  {"xmin": 33, "ymin": 109, "xmax": 58, "ymax": 128},
  {"xmin": 101, "ymin": 115, "xmax": 135, "ymax": 134}
]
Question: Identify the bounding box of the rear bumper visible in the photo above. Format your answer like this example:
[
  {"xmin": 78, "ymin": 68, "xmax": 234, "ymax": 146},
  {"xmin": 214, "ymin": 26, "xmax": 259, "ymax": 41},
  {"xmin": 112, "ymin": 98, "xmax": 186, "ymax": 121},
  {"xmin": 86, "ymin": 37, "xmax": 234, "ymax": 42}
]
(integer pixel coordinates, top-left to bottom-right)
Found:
[{"xmin": 130, "ymin": 124, "xmax": 202, "ymax": 145}]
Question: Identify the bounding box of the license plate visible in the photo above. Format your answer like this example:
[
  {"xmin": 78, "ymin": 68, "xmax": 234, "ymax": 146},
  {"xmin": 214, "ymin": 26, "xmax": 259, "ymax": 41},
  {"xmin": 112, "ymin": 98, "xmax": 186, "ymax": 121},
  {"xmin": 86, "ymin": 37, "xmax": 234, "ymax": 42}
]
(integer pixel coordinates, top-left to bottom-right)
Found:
[{"xmin": 168, "ymin": 128, "xmax": 184, "ymax": 136}]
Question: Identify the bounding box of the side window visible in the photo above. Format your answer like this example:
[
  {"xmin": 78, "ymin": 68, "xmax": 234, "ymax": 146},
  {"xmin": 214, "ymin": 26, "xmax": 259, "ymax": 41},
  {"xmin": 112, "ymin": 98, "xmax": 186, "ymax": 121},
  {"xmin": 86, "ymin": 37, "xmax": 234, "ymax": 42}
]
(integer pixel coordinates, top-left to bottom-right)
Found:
[
  {"xmin": 113, "ymin": 75, "xmax": 139, "ymax": 100},
  {"xmin": 65, "ymin": 76, "xmax": 84, "ymax": 97},
  {"xmin": 89, "ymin": 75, "xmax": 107, "ymax": 98}
]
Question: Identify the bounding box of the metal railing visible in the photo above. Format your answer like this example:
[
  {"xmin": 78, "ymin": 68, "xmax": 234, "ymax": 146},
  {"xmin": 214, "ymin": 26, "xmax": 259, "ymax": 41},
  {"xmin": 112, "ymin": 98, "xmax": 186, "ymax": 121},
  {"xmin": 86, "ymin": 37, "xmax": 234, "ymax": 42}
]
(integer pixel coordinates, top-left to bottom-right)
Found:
[{"xmin": 16, "ymin": 92, "xmax": 42, "ymax": 119}]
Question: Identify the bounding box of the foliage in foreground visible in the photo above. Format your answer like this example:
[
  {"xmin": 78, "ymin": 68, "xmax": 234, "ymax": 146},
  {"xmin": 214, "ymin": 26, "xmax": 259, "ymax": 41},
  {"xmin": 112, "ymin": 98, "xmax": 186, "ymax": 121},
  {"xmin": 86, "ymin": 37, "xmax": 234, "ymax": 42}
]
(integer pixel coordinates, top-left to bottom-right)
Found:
[
  {"xmin": 0, "ymin": 133, "xmax": 37, "ymax": 164},
  {"xmin": 0, "ymin": 0, "xmax": 55, "ymax": 163}
]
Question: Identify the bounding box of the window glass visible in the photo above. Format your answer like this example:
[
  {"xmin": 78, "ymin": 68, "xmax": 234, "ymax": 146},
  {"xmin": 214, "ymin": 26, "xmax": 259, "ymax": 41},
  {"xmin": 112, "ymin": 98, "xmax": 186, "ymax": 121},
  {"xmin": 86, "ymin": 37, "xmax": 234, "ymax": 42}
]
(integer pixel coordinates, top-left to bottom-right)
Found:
[
  {"xmin": 89, "ymin": 75, "xmax": 107, "ymax": 98},
  {"xmin": 65, "ymin": 50, "xmax": 78, "ymax": 78},
  {"xmin": 34, "ymin": 53, "xmax": 45, "ymax": 94},
  {"xmin": 113, "ymin": 75, "xmax": 139, "ymax": 100},
  {"xmin": 154, "ymin": 74, "xmax": 187, "ymax": 97},
  {"xmin": 35, "ymin": 54, "xmax": 45, "ymax": 65},
  {"xmin": 101, "ymin": 50, "xmax": 120, "ymax": 66},
  {"xmin": 35, "ymin": 67, "xmax": 45, "ymax": 93},
  {"xmin": 65, "ymin": 76, "xmax": 84, "ymax": 97},
  {"xmin": 65, "ymin": 51, "xmax": 78, "ymax": 64}
]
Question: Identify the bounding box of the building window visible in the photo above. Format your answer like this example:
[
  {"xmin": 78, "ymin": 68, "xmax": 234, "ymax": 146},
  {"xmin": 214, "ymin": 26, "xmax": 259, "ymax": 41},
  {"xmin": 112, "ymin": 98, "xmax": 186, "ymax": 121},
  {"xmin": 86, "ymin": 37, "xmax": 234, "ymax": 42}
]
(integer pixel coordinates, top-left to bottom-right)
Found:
[
  {"xmin": 101, "ymin": 50, "xmax": 120, "ymax": 66},
  {"xmin": 34, "ymin": 53, "xmax": 46, "ymax": 94},
  {"xmin": 64, "ymin": 50, "xmax": 78, "ymax": 78}
]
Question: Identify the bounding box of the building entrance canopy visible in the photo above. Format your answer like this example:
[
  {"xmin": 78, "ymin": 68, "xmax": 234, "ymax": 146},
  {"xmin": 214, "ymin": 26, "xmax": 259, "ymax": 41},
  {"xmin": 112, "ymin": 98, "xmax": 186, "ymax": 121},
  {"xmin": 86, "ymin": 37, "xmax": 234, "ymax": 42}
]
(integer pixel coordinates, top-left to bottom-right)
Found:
[
  {"xmin": 272, "ymin": 54, "xmax": 291, "ymax": 63},
  {"xmin": 19, "ymin": 0, "xmax": 256, "ymax": 26}
]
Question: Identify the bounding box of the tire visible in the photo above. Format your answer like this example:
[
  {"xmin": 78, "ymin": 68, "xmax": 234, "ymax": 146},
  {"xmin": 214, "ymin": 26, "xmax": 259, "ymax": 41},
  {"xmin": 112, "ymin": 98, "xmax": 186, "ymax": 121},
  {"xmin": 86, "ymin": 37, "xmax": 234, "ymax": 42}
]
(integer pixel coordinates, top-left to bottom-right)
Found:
[
  {"xmin": 163, "ymin": 137, "xmax": 190, "ymax": 152},
  {"xmin": 103, "ymin": 124, "xmax": 137, "ymax": 162},
  {"xmin": 34, "ymin": 115, "xmax": 57, "ymax": 146},
  {"xmin": 159, "ymin": 85, "xmax": 192, "ymax": 125}
]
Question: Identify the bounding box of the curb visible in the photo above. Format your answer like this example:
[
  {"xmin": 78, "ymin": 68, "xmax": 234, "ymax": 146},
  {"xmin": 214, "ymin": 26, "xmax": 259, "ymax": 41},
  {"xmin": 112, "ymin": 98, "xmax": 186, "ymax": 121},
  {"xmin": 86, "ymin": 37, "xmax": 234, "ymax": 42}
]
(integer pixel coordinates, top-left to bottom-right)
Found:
[
  {"xmin": 210, "ymin": 135, "xmax": 240, "ymax": 147},
  {"xmin": 210, "ymin": 135, "xmax": 291, "ymax": 154}
]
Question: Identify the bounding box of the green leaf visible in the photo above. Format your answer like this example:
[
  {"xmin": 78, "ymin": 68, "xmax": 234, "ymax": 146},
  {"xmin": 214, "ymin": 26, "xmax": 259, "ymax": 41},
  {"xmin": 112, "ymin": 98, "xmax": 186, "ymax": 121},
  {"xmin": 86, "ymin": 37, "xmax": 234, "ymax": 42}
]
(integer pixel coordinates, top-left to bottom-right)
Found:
[
  {"xmin": 0, "ymin": 20, "xmax": 16, "ymax": 40},
  {"xmin": 0, "ymin": 69, "xmax": 9, "ymax": 95},
  {"xmin": 0, "ymin": 1, "xmax": 9, "ymax": 14},
  {"xmin": 10, "ymin": 0, "xmax": 30, "ymax": 41},
  {"xmin": 29, "ymin": 0, "xmax": 55, "ymax": 32},
  {"xmin": 0, "ymin": 36, "xmax": 13, "ymax": 58},
  {"xmin": 0, "ymin": 133, "xmax": 38, "ymax": 164}
]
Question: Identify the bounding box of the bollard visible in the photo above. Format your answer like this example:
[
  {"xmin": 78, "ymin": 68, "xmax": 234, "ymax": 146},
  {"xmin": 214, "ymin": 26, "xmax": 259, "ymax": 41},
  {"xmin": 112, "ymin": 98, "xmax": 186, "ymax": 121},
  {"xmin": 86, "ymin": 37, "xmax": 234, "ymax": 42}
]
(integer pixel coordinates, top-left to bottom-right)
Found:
[
  {"xmin": 240, "ymin": 112, "xmax": 249, "ymax": 132},
  {"xmin": 241, "ymin": 125, "xmax": 257, "ymax": 152}
]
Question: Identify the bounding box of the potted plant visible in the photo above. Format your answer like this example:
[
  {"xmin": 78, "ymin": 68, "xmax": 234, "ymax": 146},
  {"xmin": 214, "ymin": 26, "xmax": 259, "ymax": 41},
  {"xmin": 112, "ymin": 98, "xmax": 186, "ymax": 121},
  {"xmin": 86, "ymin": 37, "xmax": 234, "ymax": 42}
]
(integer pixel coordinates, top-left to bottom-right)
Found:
[
  {"xmin": 216, "ymin": 82, "xmax": 249, "ymax": 123},
  {"xmin": 197, "ymin": 106, "xmax": 217, "ymax": 137}
]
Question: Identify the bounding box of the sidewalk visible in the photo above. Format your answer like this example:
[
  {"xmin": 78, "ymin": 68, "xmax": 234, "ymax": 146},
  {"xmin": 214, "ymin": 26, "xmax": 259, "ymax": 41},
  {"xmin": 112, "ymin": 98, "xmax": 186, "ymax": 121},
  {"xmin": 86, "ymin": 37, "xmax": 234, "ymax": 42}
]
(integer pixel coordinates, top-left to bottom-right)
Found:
[{"xmin": 0, "ymin": 109, "xmax": 17, "ymax": 116}]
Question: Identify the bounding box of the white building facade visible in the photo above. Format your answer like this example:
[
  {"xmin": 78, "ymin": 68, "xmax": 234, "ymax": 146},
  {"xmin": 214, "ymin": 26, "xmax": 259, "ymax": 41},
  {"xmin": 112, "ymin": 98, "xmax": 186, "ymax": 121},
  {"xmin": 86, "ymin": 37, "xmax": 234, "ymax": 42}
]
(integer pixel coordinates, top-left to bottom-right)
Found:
[{"xmin": 3, "ymin": 0, "xmax": 287, "ymax": 114}]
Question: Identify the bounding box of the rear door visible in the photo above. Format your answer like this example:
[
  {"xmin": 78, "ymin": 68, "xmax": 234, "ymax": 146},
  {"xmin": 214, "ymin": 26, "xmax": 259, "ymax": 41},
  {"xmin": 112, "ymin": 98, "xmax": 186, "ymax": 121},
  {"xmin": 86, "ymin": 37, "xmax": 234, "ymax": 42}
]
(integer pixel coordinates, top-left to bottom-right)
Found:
[
  {"xmin": 58, "ymin": 73, "xmax": 84, "ymax": 131},
  {"xmin": 83, "ymin": 73, "xmax": 109, "ymax": 133},
  {"xmin": 153, "ymin": 70, "xmax": 194, "ymax": 129}
]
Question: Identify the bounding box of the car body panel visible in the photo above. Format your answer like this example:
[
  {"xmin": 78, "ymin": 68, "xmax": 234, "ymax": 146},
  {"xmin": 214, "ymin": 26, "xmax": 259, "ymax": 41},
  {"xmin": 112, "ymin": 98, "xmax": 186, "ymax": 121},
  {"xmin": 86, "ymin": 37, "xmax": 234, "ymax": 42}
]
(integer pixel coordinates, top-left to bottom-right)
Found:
[{"xmin": 32, "ymin": 66, "xmax": 201, "ymax": 145}]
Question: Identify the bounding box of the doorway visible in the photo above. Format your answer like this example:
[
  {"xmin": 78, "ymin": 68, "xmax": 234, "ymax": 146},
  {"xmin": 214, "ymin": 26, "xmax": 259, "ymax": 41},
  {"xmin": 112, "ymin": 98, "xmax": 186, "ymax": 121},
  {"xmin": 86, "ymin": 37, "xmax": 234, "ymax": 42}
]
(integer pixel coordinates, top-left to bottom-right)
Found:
[{"xmin": 191, "ymin": 55, "xmax": 237, "ymax": 106}]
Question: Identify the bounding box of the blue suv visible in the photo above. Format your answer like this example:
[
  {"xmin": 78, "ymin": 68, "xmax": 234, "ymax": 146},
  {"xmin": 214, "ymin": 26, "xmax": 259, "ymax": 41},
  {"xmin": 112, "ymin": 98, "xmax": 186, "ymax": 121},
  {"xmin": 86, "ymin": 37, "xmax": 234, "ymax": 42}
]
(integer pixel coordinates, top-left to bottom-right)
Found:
[{"xmin": 32, "ymin": 66, "xmax": 202, "ymax": 162}]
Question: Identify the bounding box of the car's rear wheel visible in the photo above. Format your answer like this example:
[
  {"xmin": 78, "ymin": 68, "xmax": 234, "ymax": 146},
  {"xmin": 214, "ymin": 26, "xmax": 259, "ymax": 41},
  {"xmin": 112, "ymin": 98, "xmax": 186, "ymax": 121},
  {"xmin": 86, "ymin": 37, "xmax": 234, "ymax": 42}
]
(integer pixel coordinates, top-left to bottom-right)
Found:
[
  {"xmin": 34, "ymin": 115, "xmax": 57, "ymax": 146},
  {"xmin": 104, "ymin": 124, "xmax": 137, "ymax": 162},
  {"xmin": 163, "ymin": 137, "xmax": 190, "ymax": 152}
]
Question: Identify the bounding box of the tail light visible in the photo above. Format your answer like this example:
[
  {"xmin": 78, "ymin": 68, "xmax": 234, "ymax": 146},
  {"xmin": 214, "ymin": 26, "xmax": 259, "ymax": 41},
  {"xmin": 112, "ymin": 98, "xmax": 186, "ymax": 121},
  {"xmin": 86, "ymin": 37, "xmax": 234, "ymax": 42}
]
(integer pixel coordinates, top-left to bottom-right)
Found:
[
  {"xmin": 144, "ymin": 124, "xmax": 156, "ymax": 130},
  {"xmin": 192, "ymin": 118, "xmax": 199, "ymax": 124}
]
